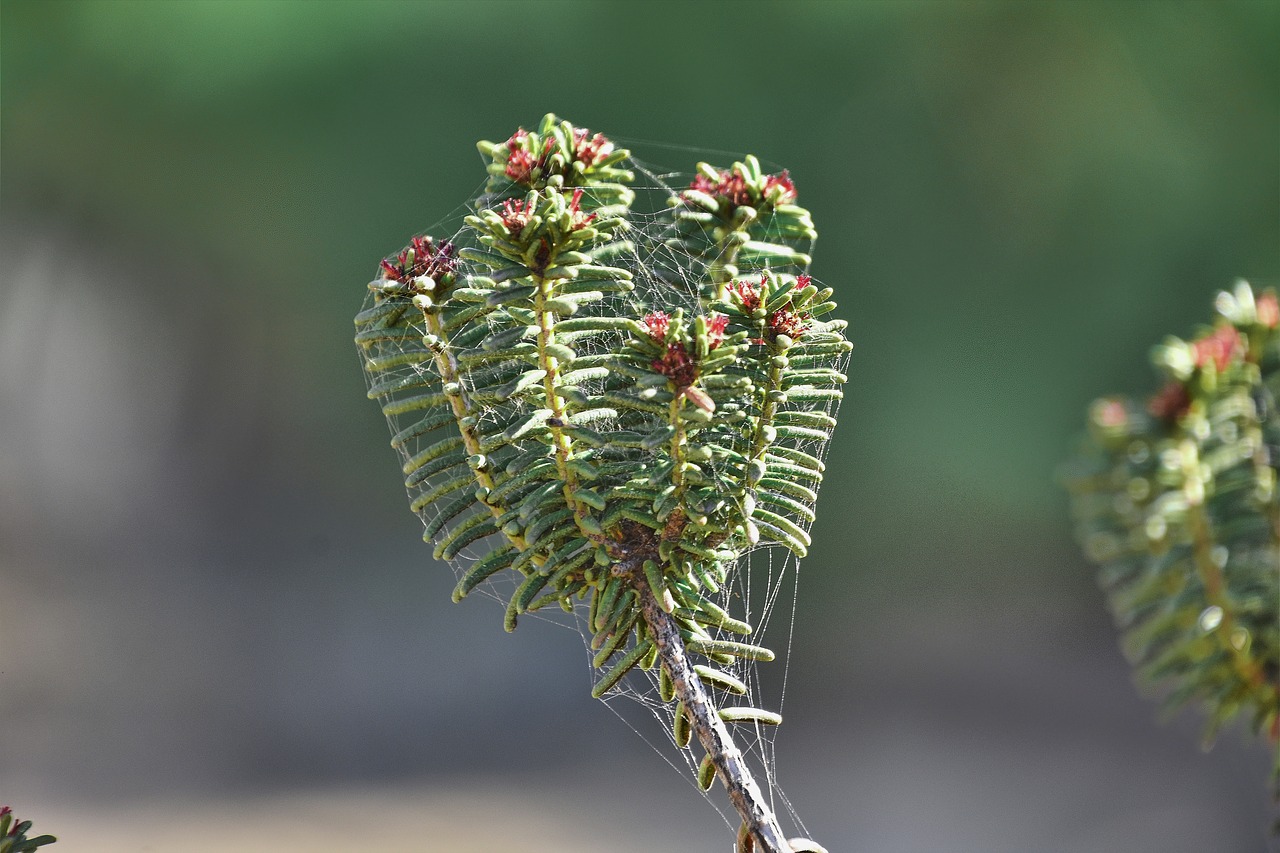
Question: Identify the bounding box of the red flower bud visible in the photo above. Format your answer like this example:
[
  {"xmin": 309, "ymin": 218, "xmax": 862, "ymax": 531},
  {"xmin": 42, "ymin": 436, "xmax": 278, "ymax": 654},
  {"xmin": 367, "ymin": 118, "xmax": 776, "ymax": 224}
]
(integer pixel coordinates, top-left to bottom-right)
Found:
[
  {"xmin": 503, "ymin": 129, "xmax": 554, "ymax": 186},
  {"xmin": 1257, "ymin": 292, "xmax": 1279, "ymax": 328},
  {"xmin": 642, "ymin": 311, "xmax": 671, "ymax": 342},
  {"xmin": 729, "ymin": 276, "xmax": 763, "ymax": 313},
  {"xmin": 766, "ymin": 307, "xmax": 810, "ymax": 341},
  {"xmin": 567, "ymin": 188, "xmax": 597, "ymax": 230},
  {"xmin": 499, "ymin": 198, "xmax": 536, "ymax": 235},
  {"xmin": 1191, "ymin": 325, "xmax": 1242, "ymax": 372},
  {"xmin": 688, "ymin": 166, "xmax": 797, "ymax": 211},
  {"xmin": 503, "ymin": 126, "xmax": 616, "ymax": 186},
  {"xmin": 653, "ymin": 341, "xmax": 698, "ymax": 390},
  {"xmin": 705, "ymin": 313, "xmax": 730, "ymax": 350},
  {"xmin": 379, "ymin": 236, "xmax": 458, "ymax": 284},
  {"xmin": 1092, "ymin": 398, "xmax": 1129, "ymax": 430},
  {"xmin": 762, "ymin": 171, "xmax": 797, "ymax": 204},
  {"xmin": 572, "ymin": 129, "xmax": 614, "ymax": 167},
  {"xmin": 1148, "ymin": 381, "xmax": 1191, "ymax": 422}
]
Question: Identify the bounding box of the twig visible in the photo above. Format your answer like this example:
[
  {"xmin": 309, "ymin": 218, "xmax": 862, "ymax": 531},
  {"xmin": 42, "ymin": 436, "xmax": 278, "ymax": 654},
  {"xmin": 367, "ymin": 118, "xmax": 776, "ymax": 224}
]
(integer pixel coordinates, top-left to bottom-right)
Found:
[{"xmin": 636, "ymin": 574, "xmax": 792, "ymax": 853}]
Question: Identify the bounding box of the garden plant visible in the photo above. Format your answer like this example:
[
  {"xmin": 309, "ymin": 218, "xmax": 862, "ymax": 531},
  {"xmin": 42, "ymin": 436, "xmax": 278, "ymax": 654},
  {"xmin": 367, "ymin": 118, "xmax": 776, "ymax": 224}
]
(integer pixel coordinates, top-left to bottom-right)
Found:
[
  {"xmin": 1066, "ymin": 281, "xmax": 1280, "ymax": 789},
  {"xmin": 355, "ymin": 114, "xmax": 850, "ymax": 852}
]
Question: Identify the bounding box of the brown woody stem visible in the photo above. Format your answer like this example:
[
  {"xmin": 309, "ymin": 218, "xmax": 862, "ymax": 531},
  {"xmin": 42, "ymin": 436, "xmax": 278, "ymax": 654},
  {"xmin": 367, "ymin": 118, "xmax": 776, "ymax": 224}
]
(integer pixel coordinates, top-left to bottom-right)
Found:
[{"xmin": 636, "ymin": 574, "xmax": 792, "ymax": 853}]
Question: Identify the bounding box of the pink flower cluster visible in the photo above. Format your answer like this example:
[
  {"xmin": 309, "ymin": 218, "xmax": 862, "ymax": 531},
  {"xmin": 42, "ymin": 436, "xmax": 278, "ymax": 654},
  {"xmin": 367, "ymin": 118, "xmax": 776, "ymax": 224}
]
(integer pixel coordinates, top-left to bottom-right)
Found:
[
  {"xmin": 652, "ymin": 340, "xmax": 699, "ymax": 391},
  {"xmin": 503, "ymin": 127, "xmax": 617, "ymax": 186},
  {"xmin": 728, "ymin": 273, "xmax": 812, "ymax": 344},
  {"xmin": 566, "ymin": 188, "xmax": 597, "ymax": 230},
  {"xmin": 689, "ymin": 168, "xmax": 797, "ymax": 210},
  {"xmin": 642, "ymin": 310, "xmax": 671, "ymax": 341},
  {"xmin": 642, "ymin": 312, "xmax": 730, "ymax": 412},
  {"xmin": 1148, "ymin": 316, "xmax": 1269, "ymax": 422},
  {"xmin": 572, "ymin": 128, "xmax": 614, "ymax": 167},
  {"xmin": 499, "ymin": 189, "xmax": 594, "ymax": 238},
  {"xmin": 504, "ymin": 129, "xmax": 553, "ymax": 185},
  {"xmin": 499, "ymin": 198, "xmax": 536, "ymax": 234},
  {"xmin": 1258, "ymin": 292, "xmax": 1279, "ymax": 328},
  {"xmin": 379, "ymin": 236, "xmax": 457, "ymax": 284},
  {"xmin": 705, "ymin": 313, "xmax": 730, "ymax": 350},
  {"xmin": 1147, "ymin": 382, "xmax": 1190, "ymax": 422},
  {"xmin": 1191, "ymin": 325, "xmax": 1242, "ymax": 372}
]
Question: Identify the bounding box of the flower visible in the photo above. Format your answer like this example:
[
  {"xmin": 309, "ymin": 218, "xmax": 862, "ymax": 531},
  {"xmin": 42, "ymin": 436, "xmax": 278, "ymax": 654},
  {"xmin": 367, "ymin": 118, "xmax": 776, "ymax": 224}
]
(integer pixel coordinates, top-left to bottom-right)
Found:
[
  {"xmin": 567, "ymin": 188, "xmax": 597, "ymax": 230},
  {"xmin": 504, "ymin": 130, "xmax": 535, "ymax": 183},
  {"xmin": 499, "ymin": 198, "xmax": 536, "ymax": 235},
  {"xmin": 504, "ymin": 129, "xmax": 554, "ymax": 185},
  {"xmin": 498, "ymin": 189, "xmax": 593, "ymax": 245},
  {"xmin": 653, "ymin": 341, "xmax": 698, "ymax": 390},
  {"xmin": 729, "ymin": 276, "xmax": 763, "ymax": 313},
  {"xmin": 690, "ymin": 169, "xmax": 754, "ymax": 208},
  {"xmin": 379, "ymin": 236, "xmax": 458, "ymax": 284},
  {"xmin": 1091, "ymin": 398, "xmax": 1129, "ymax": 430},
  {"xmin": 646, "ymin": 314, "xmax": 730, "ymax": 413},
  {"xmin": 642, "ymin": 311, "xmax": 671, "ymax": 342},
  {"xmin": 1191, "ymin": 325, "xmax": 1242, "ymax": 372},
  {"xmin": 1148, "ymin": 380, "xmax": 1191, "ymax": 421},
  {"xmin": 766, "ymin": 307, "xmax": 810, "ymax": 342},
  {"xmin": 652, "ymin": 341, "xmax": 716, "ymax": 413},
  {"xmin": 573, "ymin": 129, "xmax": 614, "ymax": 167},
  {"xmin": 762, "ymin": 171, "xmax": 797, "ymax": 205},
  {"xmin": 728, "ymin": 273, "xmax": 810, "ymax": 344},
  {"xmin": 688, "ymin": 166, "xmax": 798, "ymax": 211},
  {"xmin": 705, "ymin": 313, "xmax": 730, "ymax": 350},
  {"xmin": 502, "ymin": 125, "xmax": 615, "ymax": 186}
]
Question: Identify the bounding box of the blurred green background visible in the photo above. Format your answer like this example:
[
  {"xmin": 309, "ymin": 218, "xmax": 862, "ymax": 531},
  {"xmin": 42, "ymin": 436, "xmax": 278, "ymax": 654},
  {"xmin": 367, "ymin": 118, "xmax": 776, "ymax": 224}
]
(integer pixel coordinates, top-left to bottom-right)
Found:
[{"xmin": 2, "ymin": 1, "xmax": 1277, "ymax": 850}]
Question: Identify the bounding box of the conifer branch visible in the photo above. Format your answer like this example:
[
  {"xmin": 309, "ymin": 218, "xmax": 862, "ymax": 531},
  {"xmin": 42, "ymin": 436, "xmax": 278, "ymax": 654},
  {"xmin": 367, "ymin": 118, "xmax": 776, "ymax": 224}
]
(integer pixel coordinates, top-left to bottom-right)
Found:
[
  {"xmin": 1067, "ymin": 280, "xmax": 1280, "ymax": 757},
  {"xmin": 356, "ymin": 115, "xmax": 848, "ymax": 852}
]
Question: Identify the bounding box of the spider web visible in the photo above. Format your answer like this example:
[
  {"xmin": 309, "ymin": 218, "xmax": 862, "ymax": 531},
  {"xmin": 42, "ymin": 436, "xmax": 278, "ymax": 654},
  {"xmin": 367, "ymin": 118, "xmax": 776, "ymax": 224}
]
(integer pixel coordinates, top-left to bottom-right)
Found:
[{"xmin": 356, "ymin": 134, "xmax": 850, "ymax": 841}]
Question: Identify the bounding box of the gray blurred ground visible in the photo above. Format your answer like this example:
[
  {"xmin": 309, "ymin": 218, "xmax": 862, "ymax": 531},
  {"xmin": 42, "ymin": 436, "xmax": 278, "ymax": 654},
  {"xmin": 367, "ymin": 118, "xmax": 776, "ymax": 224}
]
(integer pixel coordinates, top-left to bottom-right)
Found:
[{"xmin": 2, "ymin": 1, "xmax": 1278, "ymax": 850}]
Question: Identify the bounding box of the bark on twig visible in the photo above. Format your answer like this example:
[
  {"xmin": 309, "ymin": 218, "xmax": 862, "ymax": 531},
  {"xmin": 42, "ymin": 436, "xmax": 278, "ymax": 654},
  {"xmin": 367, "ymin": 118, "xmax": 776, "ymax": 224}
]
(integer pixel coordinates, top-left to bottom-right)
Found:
[{"xmin": 636, "ymin": 576, "xmax": 792, "ymax": 853}]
